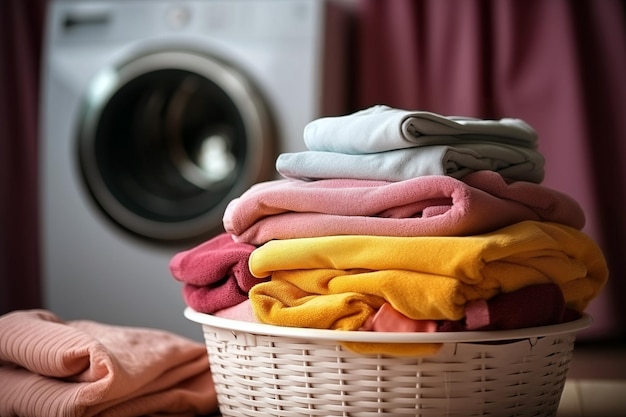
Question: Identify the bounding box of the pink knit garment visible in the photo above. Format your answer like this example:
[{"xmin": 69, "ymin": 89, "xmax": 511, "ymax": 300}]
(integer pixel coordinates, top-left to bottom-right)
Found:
[{"xmin": 0, "ymin": 309, "xmax": 217, "ymax": 417}]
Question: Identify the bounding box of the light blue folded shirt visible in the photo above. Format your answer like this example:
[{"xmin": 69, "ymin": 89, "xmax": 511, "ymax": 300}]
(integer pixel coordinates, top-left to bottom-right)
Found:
[
  {"xmin": 276, "ymin": 143, "xmax": 545, "ymax": 183},
  {"xmin": 304, "ymin": 105, "xmax": 538, "ymax": 153}
]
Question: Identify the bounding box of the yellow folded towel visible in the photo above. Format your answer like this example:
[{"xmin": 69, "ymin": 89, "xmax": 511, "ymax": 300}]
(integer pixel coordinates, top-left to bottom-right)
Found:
[
  {"xmin": 249, "ymin": 221, "xmax": 608, "ymax": 328},
  {"xmin": 251, "ymin": 269, "xmax": 474, "ymax": 325}
]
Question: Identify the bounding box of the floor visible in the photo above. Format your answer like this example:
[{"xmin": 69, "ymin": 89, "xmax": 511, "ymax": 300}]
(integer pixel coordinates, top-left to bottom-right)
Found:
[{"xmin": 557, "ymin": 341, "xmax": 626, "ymax": 416}]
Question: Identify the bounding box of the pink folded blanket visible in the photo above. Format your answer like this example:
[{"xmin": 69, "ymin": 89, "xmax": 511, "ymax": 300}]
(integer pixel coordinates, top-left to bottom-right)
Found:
[
  {"xmin": 170, "ymin": 233, "xmax": 264, "ymax": 313},
  {"xmin": 224, "ymin": 170, "xmax": 585, "ymax": 245},
  {"xmin": 0, "ymin": 309, "xmax": 217, "ymax": 417}
]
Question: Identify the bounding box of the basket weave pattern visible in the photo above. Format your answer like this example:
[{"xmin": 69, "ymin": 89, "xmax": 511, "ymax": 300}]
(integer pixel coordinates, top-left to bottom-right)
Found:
[{"xmin": 201, "ymin": 324, "xmax": 575, "ymax": 417}]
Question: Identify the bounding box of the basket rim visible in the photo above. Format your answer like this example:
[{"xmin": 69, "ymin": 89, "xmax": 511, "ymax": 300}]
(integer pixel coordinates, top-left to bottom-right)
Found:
[{"xmin": 184, "ymin": 307, "xmax": 592, "ymax": 343}]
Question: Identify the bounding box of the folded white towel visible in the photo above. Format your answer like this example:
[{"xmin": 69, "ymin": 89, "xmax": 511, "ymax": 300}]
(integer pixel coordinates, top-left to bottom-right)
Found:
[
  {"xmin": 304, "ymin": 105, "xmax": 538, "ymax": 154},
  {"xmin": 277, "ymin": 142, "xmax": 545, "ymax": 183}
]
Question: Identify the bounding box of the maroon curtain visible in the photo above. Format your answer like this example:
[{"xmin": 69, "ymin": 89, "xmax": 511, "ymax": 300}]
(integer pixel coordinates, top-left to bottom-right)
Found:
[
  {"xmin": 0, "ymin": 0, "xmax": 47, "ymax": 314},
  {"xmin": 355, "ymin": 0, "xmax": 626, "ymax": 339}
]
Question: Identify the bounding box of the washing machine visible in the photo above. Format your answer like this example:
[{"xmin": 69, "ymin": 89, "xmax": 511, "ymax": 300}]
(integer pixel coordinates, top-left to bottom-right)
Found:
[{"xmin": 39, "ymin": 0, "xmax": 348, "ymax": 340}]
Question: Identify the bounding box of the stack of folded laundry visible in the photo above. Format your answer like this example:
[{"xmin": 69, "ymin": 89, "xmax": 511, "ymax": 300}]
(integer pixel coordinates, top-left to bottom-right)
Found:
[{"xmin": 170, "ymin": 105, "xmax": 608, "ymax": 355}]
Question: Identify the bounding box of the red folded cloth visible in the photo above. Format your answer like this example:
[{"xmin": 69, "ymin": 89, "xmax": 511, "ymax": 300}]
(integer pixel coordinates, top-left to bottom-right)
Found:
[
  {"xmin": 170, "ymin": 233, "xmax": 264, "ymax": 313},
  {"xmin": 0, "ymin": 309, "xmax": 217, "ymax": 417}
]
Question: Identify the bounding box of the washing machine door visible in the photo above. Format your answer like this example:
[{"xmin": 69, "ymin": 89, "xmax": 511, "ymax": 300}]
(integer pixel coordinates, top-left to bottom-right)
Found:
[{"xmin": 78, "ymin": 50, "xmax": 276, "ymax": 242}]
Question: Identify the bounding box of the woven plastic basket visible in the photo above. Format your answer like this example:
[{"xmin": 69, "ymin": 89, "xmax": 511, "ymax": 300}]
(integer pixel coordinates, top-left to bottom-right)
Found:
[{"xmin": 185, "ymin": 307, "xmax": 591, "ymax": 417}]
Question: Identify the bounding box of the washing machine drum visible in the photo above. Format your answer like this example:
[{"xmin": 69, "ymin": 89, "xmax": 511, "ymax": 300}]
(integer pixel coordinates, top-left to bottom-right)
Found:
[{"xmin": 78, "ymin": 51, "xmax": 276, "ymax": 242}]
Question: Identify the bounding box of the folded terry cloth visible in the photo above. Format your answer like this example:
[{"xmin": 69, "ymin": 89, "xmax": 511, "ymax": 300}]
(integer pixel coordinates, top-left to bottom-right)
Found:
[
  {"xmin": 0, "ymin": 309, "xmax": 217, "ymax": 417},
  {"xmin": 224, "ymin": 171, "xmax": 584, "ymax": 245},
  {"xmin": 248, "ymin": 221, "xmax": 607, "ymax": 326},
  {"xmin": 276, "ymin": 142, "xmax": 545, "ymax": 183},
  {"xmin": 170, "ymin": 233, "xmax": 264, "ymax": 313},
  {"xmin": 303, "ymin": 105, "xmax": 538, "ymax": 153}
]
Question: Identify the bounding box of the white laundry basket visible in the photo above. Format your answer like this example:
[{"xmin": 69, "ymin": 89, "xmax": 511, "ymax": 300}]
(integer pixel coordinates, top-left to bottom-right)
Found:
[{"xmin": 185, "ymin": 307, "xmax": 591, "ymax": 417}]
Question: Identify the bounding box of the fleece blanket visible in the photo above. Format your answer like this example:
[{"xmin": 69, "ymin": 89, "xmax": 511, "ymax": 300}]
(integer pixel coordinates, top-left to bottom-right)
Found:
[
  {"xmin": 248, "ymin": 221, "xmax": 607, "ymax": 328},
  {"xmin": 170, "ymin": 232, "xmax": 263, "ymax": 314},
  {"xmin": 303, "ymin": 105, "xmax": 538, "ymax": 153},
  {"xmin": 224, "ymin": 170, "xmax": 584, "ymax": 245},
  {"xmin": 276, "ymin": 142, "xmax": 545, "ymax": 183},
  {"xmin": 0, "ymin": 309, "xmax": 217, "ymax": 417}
]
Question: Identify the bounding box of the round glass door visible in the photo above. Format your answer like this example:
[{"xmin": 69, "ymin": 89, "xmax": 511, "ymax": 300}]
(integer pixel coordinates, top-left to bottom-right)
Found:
[{"xmin": 78, "ymin": 50, "xmax": 276, "ymax": 242}]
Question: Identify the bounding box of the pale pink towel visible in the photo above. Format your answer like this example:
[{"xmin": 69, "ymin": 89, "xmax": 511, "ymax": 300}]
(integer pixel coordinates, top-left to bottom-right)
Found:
[
  {"xmin": 224, "ymin": 170, "xmax": 585, "ymax": 245},
  {"xmin": 214, "ymin": 299, "xmax": 258, "ymax": 322},
  {"xmin": 0, "ymin": 309, "xmax": 217, "ymax": 417}
]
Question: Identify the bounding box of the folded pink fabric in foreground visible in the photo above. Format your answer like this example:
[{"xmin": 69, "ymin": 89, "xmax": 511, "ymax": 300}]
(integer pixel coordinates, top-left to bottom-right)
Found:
[
  {"xmin": 224, "ymin": 170, "xmax": 585, "ymax": 245},
  {"xmin": 0, "ymin": 309, "xmax": 217, "ymax": 417},
  {"xmin": 170, "ymin": 233, "xmax": 264, "ymax": 313}
]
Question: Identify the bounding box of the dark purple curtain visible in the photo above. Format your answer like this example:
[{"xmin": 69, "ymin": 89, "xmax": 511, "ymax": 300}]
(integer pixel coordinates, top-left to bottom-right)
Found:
[
  {"xmin": 0, "ymin": 0, "xmax": 47, "ymax": 314},
  {"xmin": 354, "ymin": 0, "xmax": 626, "ymax": 339}
]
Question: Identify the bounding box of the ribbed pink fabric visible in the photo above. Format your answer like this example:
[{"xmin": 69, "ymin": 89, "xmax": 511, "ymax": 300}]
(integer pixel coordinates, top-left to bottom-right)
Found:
[{"xmin": 0, "ymin": 310, "xmax": 217, "ymax": 417}]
